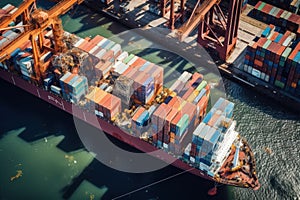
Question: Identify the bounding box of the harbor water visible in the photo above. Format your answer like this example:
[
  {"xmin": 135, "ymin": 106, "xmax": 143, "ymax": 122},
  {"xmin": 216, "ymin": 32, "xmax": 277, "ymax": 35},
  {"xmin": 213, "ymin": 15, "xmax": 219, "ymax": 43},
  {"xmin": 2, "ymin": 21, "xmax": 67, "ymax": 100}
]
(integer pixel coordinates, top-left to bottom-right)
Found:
[{"xmin": 0, "ymin": 0, "xmax": 300, "ymax": 199}]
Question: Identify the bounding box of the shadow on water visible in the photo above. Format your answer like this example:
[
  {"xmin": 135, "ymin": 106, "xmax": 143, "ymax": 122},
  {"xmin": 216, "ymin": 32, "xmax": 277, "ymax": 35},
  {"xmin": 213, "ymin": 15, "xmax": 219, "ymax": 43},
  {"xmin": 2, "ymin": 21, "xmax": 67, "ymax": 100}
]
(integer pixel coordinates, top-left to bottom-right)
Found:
[
  {"xmin": 270, "ymin": 175, "xmax": 298, "ymax": 200},
  {"xmin": 61, "ymin": 158, "xmax": 230, "ymax": 200},
  {"xmin": 0, "ymin": 79, "xmax": 84, "ymax": 152},
  {"xmin": 0, "ymin": 79, "xmax": 230, "ymax": 200}
]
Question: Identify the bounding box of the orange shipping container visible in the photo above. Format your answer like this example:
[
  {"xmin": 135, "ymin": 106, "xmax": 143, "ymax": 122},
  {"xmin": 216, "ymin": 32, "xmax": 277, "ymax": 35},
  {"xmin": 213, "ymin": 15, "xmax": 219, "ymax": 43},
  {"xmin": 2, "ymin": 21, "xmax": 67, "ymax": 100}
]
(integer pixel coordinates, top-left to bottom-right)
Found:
[
  {"xmin": 164, "ymin": 108, "xmax": 178, "ymax": 135},
  {"xmin": 131, "ymin": 57, "xmax": 146, "ymax": 68},
  {"xmin": 207, "ymin": 112, "xmax": 221, "ymax": 127},
  {"xmin": 85, "ymin": 43, "xmax": 97, "ymax": 52},
  {"xmin": 170, "ymin": 137, "xmax": 175, "ymax": 143},
  {"xmin": 90, "ymin": 35, "xmax": 105, "ymax": 46},
  {"xmin": 77, "ymin": 40, "xmax": 89, "ymax": 50},
  {"xmin": 254, "ymin": 59, "xmax": 263, "ymax": 67},
  {"xmin": 102, "ymin": 94, "xmax": 121, "ymax": 120}
]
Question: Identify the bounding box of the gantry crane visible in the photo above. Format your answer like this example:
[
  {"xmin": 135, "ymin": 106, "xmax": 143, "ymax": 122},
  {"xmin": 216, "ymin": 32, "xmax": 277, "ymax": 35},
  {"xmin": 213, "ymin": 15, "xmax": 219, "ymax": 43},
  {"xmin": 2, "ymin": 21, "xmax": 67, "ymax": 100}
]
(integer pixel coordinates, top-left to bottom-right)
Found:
[
  {"xmin": 176, "ymin": 0, "xmax": 243, "ymax": 61},
  {"xmin": 0, "ymin": 0, "xmax": 84, "ymax": 83}
]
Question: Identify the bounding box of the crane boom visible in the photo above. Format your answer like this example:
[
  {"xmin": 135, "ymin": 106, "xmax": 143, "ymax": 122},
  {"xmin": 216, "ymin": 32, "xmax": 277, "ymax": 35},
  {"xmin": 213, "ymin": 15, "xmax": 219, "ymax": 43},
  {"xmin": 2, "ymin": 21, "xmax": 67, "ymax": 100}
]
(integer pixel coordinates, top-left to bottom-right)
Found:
[
  {"xmin": 0, "ymin": 0, "xmax": 85, "ymax": 81},
  {"xmin": 0, "ymin": 0, "xmax": 84, "ymax": 61},
  {"xmin": 0, "ymin": 0, "xmax": 36, "ymax": 28},
  {"xmin": 48, "ymin": 0, "xmax": 84, "ymax": 17},
  {"xmin": 177, "ymin": 0, "xmax": 218, "ymax": 41}
]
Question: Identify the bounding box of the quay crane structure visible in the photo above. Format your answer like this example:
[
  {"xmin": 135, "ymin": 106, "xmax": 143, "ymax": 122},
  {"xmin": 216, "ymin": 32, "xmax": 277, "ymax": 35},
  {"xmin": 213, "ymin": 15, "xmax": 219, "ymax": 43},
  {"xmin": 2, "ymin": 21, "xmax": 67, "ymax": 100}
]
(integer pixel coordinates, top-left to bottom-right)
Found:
[
  {"xmin": 0, "ymin": 0, "xmax": 84, "ymax": 83},
  {"xmin": 100, "ymin": 0, "xmax": 242, "ymax": 61},
  {"xmin": 175, "ymin": 0, "xmax": 243, "ymax": 61}
]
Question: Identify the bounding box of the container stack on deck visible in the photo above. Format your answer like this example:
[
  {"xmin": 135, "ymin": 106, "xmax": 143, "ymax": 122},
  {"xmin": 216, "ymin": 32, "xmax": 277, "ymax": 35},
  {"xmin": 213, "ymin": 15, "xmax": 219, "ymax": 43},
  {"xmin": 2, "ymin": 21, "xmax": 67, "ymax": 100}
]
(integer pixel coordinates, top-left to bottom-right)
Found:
[
  {"xmin": 243, "ymin": 24, "xmax": 300, "ymax": 97},
  {"xmin": 253, "ymin": 0, "xmax": 300, "ymax": 14},
  {"xmin": 85, "ymin": 87, "xmax": 122, "ymax": 121},
  {"xmin": 183, "ymin": 98, "xmax": 238, "ymax": 176},
  {"xmin": 59, "ymin": 72, "xmax": 89, "ymax": 103},
  {"xmin": 253, "ymin": 1, "xmax": 300, "ymax": 36},
  {"xmin": 150, "ymin": 71, "xmax": 210, "ymax": 155}
]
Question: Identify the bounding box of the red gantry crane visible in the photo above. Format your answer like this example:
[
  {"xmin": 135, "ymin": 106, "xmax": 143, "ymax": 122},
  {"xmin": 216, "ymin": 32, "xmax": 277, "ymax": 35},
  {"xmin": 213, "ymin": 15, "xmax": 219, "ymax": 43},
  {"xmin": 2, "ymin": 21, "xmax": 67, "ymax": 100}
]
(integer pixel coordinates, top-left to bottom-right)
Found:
[
  {"xmin": 0, "ymin": 0, "xmax": 84, "ymax": 82},
  {"xmin": 175, "ymin": 0, "xmax": 243, "ymax": 61}
]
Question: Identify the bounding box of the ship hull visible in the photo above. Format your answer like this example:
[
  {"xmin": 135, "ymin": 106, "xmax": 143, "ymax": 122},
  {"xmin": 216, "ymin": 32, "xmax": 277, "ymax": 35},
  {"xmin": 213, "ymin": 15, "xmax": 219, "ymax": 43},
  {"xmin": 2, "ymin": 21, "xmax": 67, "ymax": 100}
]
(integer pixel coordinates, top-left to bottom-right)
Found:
[{"xmin": 0, "ymin": 68, "xmax": 245, "ymax": 187}]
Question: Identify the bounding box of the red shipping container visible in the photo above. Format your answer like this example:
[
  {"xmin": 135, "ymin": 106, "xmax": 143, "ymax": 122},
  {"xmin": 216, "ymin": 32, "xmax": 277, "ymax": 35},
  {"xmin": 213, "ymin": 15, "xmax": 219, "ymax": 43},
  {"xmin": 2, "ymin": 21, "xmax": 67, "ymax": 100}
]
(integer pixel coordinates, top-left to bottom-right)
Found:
[
  {"xmin": 164, "ymin": 108, "xmax": 178, "ymax": 136},
  {"xmin": 270, "ymin": 32, "xmax": 279, "ymax": 41},
  {"xmin": 254, "ymin": 59, "xmax": 263, "ymax": 67},
  {"xmin": 278, "ymin": 31, "xmax": 291, "ymax": 45}
]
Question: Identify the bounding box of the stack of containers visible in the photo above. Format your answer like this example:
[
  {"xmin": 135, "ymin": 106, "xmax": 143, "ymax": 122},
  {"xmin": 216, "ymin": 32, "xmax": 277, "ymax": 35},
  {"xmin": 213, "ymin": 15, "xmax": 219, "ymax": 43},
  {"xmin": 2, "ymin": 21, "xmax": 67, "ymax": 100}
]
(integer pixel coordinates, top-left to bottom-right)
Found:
[
  {"xmin": 188, "ymin": 98, "xmax": 235, "ymax": 176},
  {"xmin": 286, "ymin": 42, "xmax": 300, "ymax": 95},
  {"xmin": 74, "ymin": 34, "xmax": 122, "ymax": 79},
  {"xmin": 289, "ymin": 0, "xmax": 300, "ymax": 14},
  {"xmin": 149, "ymin": 71, "xmax": 210, "ymax": 155},
  {"xmin": 243, "ymin": 24, "xmax": 299, "ymax": 92},
  {"xmin": 131, "ymin": 106, "xmax": 150, "ymax": 136},
  {"xmin": 0, "ymin": 5, "xmax": 22, "ymax": 50},
  {"xmin": 255, "ymin": 0, "xmax": 300, "ymax": 14},
  {"xmin": 59, "ymin": 72, "xmax": 88, "ymax": 103},
  {"xmin": 253, "ymin": 1, "xmax": 300, "ymax": 34},
  {"xmin": 17, "ymin": 56, "xmax": 34, "ymax": 80},
  {"xmin": 242, "ymin": 0, "xmax": 248, "ymax": 11},
  {"xmin": 85, "ymin": 87, "xmax": 121, "ymax": 120},
  {"xmin": 116, "ymin": 61, "xmax": 163, "ymax": 105},
  {"xmin": 151, "ymin": 103, "xmax": 172, "ymax": 148}
]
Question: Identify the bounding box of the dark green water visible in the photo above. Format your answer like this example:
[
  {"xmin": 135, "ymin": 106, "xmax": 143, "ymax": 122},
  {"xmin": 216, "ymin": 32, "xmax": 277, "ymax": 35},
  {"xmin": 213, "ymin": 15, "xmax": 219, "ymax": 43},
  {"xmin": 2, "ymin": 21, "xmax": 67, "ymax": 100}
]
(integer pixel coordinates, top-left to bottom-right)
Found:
[{"xmin": 0, "ymin": 1, "xmax": 300, "ymax": 200}]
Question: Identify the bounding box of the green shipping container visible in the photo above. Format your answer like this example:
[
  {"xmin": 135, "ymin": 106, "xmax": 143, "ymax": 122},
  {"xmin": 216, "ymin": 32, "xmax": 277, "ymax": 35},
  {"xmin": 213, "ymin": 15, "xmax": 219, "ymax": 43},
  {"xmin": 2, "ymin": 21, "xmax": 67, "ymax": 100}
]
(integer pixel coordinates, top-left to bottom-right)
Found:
[
  {"xmin": 123, "ymin": 54, "xmax": 135, "ymax": 64},
  {"xmin": 274, "ymin": 80, "xmax": 285, "ymax": 89},
  {"xmin": 196, "ymin": 80, "xmax": 207, "ymax": 92}
]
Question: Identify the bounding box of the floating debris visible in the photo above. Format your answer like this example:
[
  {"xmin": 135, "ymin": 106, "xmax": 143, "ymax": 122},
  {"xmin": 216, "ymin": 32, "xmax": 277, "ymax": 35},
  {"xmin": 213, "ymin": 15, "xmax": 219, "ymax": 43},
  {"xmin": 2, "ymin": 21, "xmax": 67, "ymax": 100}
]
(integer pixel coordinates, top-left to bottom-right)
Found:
[
  {"xmin": 264, "ymin": 147, "xmax": 272, "ymax": 154},
  {"xmin": 90, "ymin": 194, "xmax": 95, "ymax": 200},
  {"xmin": 10, "ymin": 170, "xmax": 23, "ymax": 181}
]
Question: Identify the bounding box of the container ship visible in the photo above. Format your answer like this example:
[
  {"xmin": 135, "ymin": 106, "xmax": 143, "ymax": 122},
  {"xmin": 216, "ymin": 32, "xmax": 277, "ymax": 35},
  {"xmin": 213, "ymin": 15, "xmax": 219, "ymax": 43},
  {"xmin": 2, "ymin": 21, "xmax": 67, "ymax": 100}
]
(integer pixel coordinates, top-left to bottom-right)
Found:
[
  {"xmin": 0, "ymin": 1, "xmax": 260, "ymax": 190},
  {"xmin": 82, "ymin": 0, "xmax": 300, "ymax": 111}
]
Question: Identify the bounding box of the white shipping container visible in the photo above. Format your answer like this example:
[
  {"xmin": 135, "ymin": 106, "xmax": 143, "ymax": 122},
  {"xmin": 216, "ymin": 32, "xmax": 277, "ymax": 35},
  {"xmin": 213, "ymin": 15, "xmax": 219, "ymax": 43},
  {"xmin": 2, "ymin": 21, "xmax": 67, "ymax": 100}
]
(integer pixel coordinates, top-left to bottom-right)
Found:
[
  {"xmin": 89, "ymin": 45, "xmax": 100, "ymax": 54},
  {"xmin": 178, "ymin": 71, "xmax": 191, "ymax": 82},
  {"xmin": 95, "ymin": 49, "xmax": 106, "ymax": 59},
  {"xmin": 118, "ymin": 64, "xmax": 129, "ymax": 75},
  {"xmin": 265, "ymin": 75, "xmax": 270, "ymax": 82},
  {"xmin": 74, "ymin": 38, "xmax": 84, "ymax": 47},
  {"xmin": 189, "ymin": 156, "xmax": 195, "ymax": 163},
  {"xmin": 163, "ymin": 143, "xmax": 168, "ymax": 149},
  {"xmin": 45, "ymin": 30, "xmax": 53, "ymax": 38},
  {"xmin": 6, "ymin": 31, "xmax": 19, "ymax": 41},
  {"xmin": 110, "ymin": 43, "xmax": 122, "ymax": 55},
  {"xmin": 97, "ymin": 38, "xmax": 108, "ymax": 47},
  {"xmin": 117, "ymin": 51, "xmax": 128, "ymax": 62},
  {"xmin": 127, "ymin": 56, "xmax": 138, "ymax": 66},
  {"xmin": 105, "ymin": 86, "xmax": 113, "ymax": 93},
  {"xmin": 243, "ymin": 64, "xmax": 248, "ymax": 72},
  {"xmin": 50, "ymin": 85, "xmax": 62, "ymax": 95},
  {"xmin": 0, "ymin": 38, "xmax": 10, "ymax": 49},
  {"xmin": 247, "ymin": 66, "xmax": 252, "ymax": 74},
  {"xmin": 260, "ymin": 72, "xmax": 266, "ymax": 80},
  {"xmin": 2, "ymin": 4, "xmax": 13, "ymax": 10},
  {"xmin": 251, "ymin": 68, "xmax": 261, "ymax": 78},
  {"xmin": 8, "ymin": 7, "xmax": 17, "ymax": 14}
]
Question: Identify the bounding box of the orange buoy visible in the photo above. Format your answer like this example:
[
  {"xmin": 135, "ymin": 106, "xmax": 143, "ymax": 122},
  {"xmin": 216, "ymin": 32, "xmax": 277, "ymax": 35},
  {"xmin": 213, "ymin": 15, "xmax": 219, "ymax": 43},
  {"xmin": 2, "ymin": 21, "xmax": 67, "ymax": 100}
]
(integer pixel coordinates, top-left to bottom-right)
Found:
[{"xmin": 208, "ymin": 186, "xmax": 217, "ymax": 196}]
